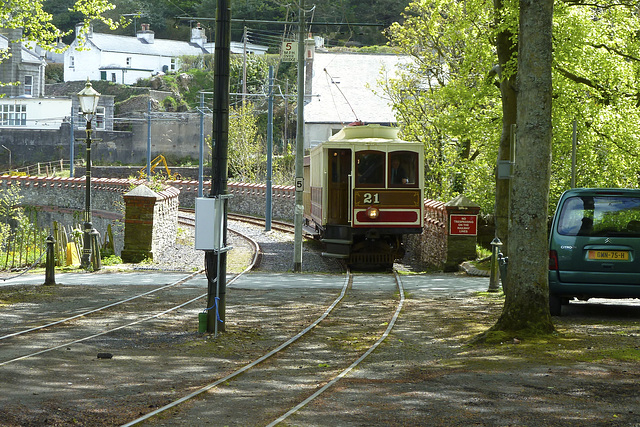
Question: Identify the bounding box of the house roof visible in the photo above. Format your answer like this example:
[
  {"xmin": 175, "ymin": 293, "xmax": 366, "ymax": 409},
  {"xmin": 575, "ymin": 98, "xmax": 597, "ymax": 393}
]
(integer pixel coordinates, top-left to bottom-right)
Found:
[
  {"xmin": 0, "ymin": 33, "xmax": 43, "ymax": 64},
  {"xmin": 86, "ymin": 32, "xmax": 208, "ymax": 57},
  {"xmin": 304, "ymin": 51, "xmax": 411, "ymax": 125}
]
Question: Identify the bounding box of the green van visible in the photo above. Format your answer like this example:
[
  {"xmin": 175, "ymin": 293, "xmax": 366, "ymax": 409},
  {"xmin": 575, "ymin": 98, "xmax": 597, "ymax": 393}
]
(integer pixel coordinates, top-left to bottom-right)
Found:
[{"xmin": 548, "ymin": 188, "xmax": 640, "ymax": 315}]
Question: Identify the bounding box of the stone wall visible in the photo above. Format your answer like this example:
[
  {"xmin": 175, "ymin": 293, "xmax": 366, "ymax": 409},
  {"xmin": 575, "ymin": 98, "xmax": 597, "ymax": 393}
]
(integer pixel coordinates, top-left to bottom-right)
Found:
[
  {"xmin": 405, "ymin": 199, "xmax": 448, "ymax": 269},
  {"xmin": 0, "ymin": 175, "xmax": 296, "ymax": 257},
  {"xmin": 1, "ymin": 174, "xmax": 481, "ymax": 269}
]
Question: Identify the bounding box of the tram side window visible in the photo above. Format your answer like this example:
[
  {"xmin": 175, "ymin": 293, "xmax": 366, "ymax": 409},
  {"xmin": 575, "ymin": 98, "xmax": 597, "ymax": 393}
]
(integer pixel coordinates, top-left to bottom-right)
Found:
[
  {"xmin": 388, "ymin": 151, "xmax": 418, "ymax": 187},
  {"xmin": 355, "ymin": 151, "xmax": 384, "ymax": 187}
]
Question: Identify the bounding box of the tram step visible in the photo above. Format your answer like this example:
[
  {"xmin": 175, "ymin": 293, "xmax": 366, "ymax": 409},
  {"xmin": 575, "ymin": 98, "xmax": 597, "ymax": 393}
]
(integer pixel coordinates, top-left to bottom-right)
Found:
[
  {"xmin": 320, "ymin": 238, "xmax": 353, "ymax": 245},
  {"xmin": 321, "ymin": 252, "xmax": 350, "ymax": 259}
]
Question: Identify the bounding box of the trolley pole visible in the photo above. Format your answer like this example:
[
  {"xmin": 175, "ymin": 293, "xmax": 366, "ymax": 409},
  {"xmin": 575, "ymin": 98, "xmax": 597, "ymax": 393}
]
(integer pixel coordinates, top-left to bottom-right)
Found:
[
  {"xmin": 293, "ymin": 0, "xmax": 305, "ymax": 272},
  {"xmin": 206, "ymin": 0, "xmax": 231, "ymax": 334}
]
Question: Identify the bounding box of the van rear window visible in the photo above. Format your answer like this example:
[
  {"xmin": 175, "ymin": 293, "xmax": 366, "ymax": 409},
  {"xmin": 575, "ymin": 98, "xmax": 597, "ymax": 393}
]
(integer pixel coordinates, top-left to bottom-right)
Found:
[{"xmin": 557, "ymin": 195, "xmax": 640, "ymax": 237}]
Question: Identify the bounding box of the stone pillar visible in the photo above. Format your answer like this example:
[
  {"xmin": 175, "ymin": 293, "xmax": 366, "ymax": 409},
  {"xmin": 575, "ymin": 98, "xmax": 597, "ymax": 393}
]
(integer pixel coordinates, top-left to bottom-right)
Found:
[
  {"xmin": 444, "ymin": 194, "xmax": 481, "ymax": 272},
  {"xmin": 121, "ymin": 184, "xmax": 179, "ymax": 263}
]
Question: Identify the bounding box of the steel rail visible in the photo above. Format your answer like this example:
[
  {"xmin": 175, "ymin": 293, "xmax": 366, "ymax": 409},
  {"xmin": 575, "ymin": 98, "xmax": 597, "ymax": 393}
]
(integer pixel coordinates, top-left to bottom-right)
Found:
[
  {"xmin": 0, "ymin": 225, "xmax": 260, "ymax": 366},
  {"xmin": 266, "ymin": 270, "xmax": 406, "ymax": 426},
  {"xmin": 121, "ymin": 270, "xmax": 353, "ymax": 427}
]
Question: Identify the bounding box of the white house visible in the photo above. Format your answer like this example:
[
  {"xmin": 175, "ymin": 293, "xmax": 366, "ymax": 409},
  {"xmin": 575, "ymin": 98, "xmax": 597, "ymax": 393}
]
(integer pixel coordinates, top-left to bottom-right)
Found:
[
  {"xmin": 303, "ymin": 48, "xmax": 412, "ymax": 150},
  {"xmin": 64, "ymin": 24, "xmax": 268, "ymax": 84}
]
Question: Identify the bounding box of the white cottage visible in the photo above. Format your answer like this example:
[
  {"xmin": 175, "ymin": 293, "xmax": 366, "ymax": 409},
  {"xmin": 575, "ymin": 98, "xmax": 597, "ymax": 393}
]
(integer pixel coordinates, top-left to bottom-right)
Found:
[{"xmin": 64, "ymin": 24, "xmax": 268, "ymax": 84}]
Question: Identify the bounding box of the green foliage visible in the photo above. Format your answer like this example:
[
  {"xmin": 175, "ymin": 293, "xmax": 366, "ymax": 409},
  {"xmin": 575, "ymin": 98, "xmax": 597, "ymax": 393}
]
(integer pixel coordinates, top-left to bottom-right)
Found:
[
  {"xmin": 45, "ymin": 63, "xmax": 64, "ymax": 83},
  {"xmin": 100, "ymin": 254, "xmax": 122, "ymax": 266},
  {"xmin": 385, "ymin": 0, "xmax": 640, "ymax": 216},
  {"xmin": 384, "ymin": 0, "xmax": 499, "ymax": 211},
  {"xmin": 227, "ymin": 102, "xmax": 265, "ymax": 182}
]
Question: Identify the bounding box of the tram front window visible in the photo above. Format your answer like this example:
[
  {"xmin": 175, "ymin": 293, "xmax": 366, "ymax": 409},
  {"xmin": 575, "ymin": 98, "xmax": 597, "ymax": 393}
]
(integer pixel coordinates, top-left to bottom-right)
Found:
[
  {"xmin": 355, "ymin": 151, "xmax": 384, "ymax": 187},
  {"xmin": 388, "ymin": 151, "xmax": 417, "ymax": 187}
]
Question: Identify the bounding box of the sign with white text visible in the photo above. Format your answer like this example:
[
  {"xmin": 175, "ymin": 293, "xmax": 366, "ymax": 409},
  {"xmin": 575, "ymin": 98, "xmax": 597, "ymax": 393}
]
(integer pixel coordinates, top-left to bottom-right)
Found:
[{"xmin": 449, "ymin": 214, "xmax": 478, "ymax": 236}]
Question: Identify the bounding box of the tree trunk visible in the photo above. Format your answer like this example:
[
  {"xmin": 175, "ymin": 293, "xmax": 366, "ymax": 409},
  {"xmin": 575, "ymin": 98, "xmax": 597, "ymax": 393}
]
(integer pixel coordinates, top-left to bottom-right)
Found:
[
  {"xmin": 493, "ymin": 0, "xmax": 555, "ymax": 333},
  {"xmin": 493, "ymin": 0, "xmax": 518, "ymax": 256}
]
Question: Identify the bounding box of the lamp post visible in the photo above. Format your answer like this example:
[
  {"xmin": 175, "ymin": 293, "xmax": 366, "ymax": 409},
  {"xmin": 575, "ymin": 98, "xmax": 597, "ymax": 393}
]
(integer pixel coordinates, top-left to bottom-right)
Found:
[{"xmin": 77, "ymin": 79, "xmax": 101, "ymax": 270}]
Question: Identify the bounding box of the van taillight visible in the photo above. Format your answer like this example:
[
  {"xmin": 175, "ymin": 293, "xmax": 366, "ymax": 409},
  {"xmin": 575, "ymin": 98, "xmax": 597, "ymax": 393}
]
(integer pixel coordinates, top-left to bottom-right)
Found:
[{"xmin": 549, "ymin": 250, "xmax": 558, "ymax": 271}]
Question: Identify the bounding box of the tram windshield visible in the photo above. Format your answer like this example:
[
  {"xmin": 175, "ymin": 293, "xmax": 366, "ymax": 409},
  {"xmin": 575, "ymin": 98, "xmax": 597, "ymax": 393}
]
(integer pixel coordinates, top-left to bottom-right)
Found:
[
  {"xmin": 388, "ymin": 151, "xmax": 418, "ymax": 187},
  {"xmin": 355, "ymin": 151, "xmax": 384, "ymax": 187}
]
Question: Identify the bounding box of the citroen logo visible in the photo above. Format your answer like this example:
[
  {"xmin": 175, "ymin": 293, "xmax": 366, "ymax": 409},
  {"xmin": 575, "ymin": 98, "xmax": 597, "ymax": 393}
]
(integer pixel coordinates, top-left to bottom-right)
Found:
[{"xmin": 605, "ymin": 238, "xmax": 611, "ymax": 244}]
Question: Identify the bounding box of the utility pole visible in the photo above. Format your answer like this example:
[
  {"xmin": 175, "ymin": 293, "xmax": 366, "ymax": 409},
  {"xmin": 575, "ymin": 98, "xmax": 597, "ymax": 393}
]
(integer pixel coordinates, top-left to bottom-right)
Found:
[
  {"xmin": 293, "ymin": 0, "xmax": 305, "ymax": 272},
  {"xmin": 206, "ymin": 0, "xmax": 231, "ymax": 334},
  {"xmin": 242, "ymin": 26, "xmax": 247, "ymax": 106},
  {"xmin": 266, "ymin": 66, "xmax": 274, "ymax": 231}
]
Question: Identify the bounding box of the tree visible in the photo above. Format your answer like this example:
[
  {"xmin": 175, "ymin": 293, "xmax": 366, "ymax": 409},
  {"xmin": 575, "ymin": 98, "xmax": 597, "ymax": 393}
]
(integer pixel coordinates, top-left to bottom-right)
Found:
[
  {"xmin": 384, "ymin": 0, "xmax": 500, "ymax": 208},
  {"xmin": 1, "ymin": 0, "xmax": 122, "ymax": 49},
  {"xmin": 491, "ymin": 0, "xmax": 555, "ymax": 334},
  {"xmin": 492, "ymin": 0, "xmax": 518, "ymax": 254},
  {"xmin": 225, "ymin": 102, "xmax": 265, "ymax": 182}
]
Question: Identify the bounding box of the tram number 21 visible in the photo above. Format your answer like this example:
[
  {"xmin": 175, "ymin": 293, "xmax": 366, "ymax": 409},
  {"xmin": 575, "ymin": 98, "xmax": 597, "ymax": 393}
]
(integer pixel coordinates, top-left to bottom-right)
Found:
[{"xmin": 363, "ymin": 193, "xmax": 380, "ymax": 204}]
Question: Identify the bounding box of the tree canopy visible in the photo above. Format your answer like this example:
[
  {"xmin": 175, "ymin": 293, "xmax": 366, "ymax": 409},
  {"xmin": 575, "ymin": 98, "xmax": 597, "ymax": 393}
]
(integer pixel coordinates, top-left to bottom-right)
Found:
[{"xmin": 385, "ymin": 0, "xmax": 640, "ymax": 216}]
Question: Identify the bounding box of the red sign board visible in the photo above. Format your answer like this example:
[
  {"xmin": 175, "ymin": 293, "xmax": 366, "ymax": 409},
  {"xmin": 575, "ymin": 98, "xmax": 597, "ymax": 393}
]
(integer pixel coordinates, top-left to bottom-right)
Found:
[{"xmin": 449, "ymin": 214, "xmax": 477, "ymax": 236}]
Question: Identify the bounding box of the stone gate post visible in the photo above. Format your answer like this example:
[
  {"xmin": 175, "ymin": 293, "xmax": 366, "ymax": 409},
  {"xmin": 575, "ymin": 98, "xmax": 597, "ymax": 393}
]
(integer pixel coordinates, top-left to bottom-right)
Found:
[
  {"xmin": 121, "ymin": 184, "xmax": 180, "ymax": 263},
  {"xmin": 444, "ymin": 194, "xmax": 481, "ymax": 272}
]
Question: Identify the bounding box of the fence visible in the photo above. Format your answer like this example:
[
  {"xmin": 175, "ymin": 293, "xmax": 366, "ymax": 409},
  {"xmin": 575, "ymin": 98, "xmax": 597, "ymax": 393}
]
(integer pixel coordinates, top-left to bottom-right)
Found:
[
  {"xmin": 0, "ymin": 208, "xmax": 48, "ymax": 271},
  {"xmin": 0, "ymin": 159, "xmax": 83, "ymax": 177}
]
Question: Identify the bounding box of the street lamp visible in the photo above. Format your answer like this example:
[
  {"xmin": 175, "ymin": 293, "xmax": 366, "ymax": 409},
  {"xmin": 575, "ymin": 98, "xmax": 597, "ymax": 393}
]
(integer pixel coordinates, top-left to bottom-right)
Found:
[{"xmin": 77, "ymin": 79, "xmax": 101, "ymax": 270}]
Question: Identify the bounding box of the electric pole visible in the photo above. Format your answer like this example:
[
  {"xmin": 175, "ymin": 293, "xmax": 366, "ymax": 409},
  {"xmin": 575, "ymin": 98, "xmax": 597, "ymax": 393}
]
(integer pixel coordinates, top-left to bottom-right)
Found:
[{"xmin": 206, "ymin": 0, "xmax": 231, "ymax": 334}]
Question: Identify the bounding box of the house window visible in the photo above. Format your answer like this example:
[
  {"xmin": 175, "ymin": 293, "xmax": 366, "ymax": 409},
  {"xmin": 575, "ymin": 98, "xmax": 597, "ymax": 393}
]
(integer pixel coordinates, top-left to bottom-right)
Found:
[
  {"xmin": 170, "ymin": 58, "xmax": 177, "ymax": 71},
  {"xmin": 77, "ymin": 106, "xmax": 105, "ymax": 130},
  {"xmin": 0, "ymin": 104, "xmax": 27, "ymax": 126},
  {"xmin": 111, "ymin": 73, "xmax": 116, "ymax": 82},
  {"xmin": 126, "ymin": 57, "xmax": 132, "ymax": 67},
  {"xmin": 100, "ymin": 71, "xmax": 106, "ymax": 80},
  {"xmin": 95, "ymin": 106, "xmax": 105, "ymax": 129},
  {"xmin": 70, "ymin": 56, "xmax": 75, "ymax": 68},
  {"xmin": 24, "ymin": 76, "xmax": 33, "ymax": 96}
]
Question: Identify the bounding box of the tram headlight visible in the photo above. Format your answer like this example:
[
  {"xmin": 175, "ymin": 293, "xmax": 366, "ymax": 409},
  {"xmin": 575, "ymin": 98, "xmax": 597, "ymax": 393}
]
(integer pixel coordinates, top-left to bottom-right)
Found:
[{"xmin": 366, "ymin": 206, "xmax": 379, "ymax": 219}]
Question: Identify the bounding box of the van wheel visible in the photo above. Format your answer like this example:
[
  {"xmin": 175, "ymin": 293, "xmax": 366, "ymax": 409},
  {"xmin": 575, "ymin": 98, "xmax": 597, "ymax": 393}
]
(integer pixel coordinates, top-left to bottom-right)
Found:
[{"xmin": 549, "ymin": 294, "xmax": 562, "ymax": 316}]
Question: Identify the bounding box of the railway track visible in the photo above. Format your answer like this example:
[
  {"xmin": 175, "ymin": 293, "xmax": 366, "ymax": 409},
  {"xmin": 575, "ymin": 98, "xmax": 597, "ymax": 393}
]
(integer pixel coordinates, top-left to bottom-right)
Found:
[
  {"xmin": 123, "ymin": 270, "xmax": 404, "ymax": 426},
  {"xmin": 0, "ymin": 222, "xmax": 260, "ymax": 367},
  {"xmin": 0, "ymin": 210, "xmax": 402, "ymax": 425},
  {"xmin": 179, "ymin": 208, "xmax": 296, "ymax": 235}
]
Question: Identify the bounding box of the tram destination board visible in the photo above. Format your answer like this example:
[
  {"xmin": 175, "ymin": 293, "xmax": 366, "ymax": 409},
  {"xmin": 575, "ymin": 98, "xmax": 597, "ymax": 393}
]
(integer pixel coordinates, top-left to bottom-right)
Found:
[{"xmin": 449, "ymin": 214, "xmax": 478, "ymax": 236}]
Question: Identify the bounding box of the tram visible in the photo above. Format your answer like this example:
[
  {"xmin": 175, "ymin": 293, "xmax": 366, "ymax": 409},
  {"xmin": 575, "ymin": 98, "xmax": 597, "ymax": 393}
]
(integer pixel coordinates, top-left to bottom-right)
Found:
[{"xmin": 303, "ymin": 123, "xmax": 424, "ymax": 266}]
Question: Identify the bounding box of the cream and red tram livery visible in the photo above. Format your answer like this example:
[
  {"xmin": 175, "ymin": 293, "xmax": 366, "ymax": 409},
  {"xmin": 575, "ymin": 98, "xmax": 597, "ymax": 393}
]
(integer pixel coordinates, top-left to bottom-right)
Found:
[{"xmin": 303, "ymin": 123, "xmax": 424, "ymax": 265}]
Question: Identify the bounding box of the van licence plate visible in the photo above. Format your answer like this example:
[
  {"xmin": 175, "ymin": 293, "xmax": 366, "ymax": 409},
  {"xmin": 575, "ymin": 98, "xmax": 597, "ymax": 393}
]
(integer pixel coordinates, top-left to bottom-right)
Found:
[{"xmin": 588, "ymin": 250, "xmax": 629, "ymax": 261}]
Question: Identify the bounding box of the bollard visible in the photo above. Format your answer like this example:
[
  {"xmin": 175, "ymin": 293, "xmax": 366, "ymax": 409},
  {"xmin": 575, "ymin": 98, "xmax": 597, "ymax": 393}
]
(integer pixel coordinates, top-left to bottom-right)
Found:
[
  {"xmin": 487, "ymin": 237, "xmax": 503, "ymax": 292},
  {"xmin": 44, "ymin": 235, "xmax": 56, "ymax": 286},
  {"xmin": 498, "ymin": 252, "xmax": 509, "ymax": 294},
  {"xmin": 90, "ymin": 228, "xmax": 102, "ymax": 271}
]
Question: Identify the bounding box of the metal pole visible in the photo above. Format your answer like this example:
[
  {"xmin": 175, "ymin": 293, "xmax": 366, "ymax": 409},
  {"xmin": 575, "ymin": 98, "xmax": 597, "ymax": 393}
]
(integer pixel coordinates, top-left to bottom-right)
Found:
[
  {"xmin": 199, "ymin": 92, "xmax": 204, "ymax": 197},
  {"xmin": 81, "ymin": 119, "xmax": 93, "ymax": 269},
  {"xmin": 70, "ymin": 108, "xmax": 75, "ymax": 177},
  {"xmin": 266, "ymin": 66, "xmax": 274, "ymax": 231},
  {"xmin": 293, "ymin": 0, "xmax": 305, "ymax": 272},
  {"xmin": 206, "ymin": 0, "xmax": 231, "ymax": 334},
  {"xmin": 242, "ymin": 26, "xmax": 247, "ymax": 106},
  {"xmin": 146, "ymin": 99, "xmax": 152, "ymax": 180},
  {"xmin": 571, "ymin": 119, "xmax": 577, "ymax": 188}
]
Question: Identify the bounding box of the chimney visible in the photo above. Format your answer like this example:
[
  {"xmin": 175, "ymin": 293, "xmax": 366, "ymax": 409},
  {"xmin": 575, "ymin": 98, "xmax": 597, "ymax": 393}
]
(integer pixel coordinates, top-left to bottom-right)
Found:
[
  {"xmin": 304, "ymin": 36, "xmax": 315, "ymax": 102},
  {"xmin": 137, "ymin": 24, "xmax": 155, "ymax": 44},
  {"xmin": 75, "ymin": 23, "xmax": 93, "ymax": 40},
  {"xmin": 190, "ymin": 23, "xmax": 207, "ymax": 48}
]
